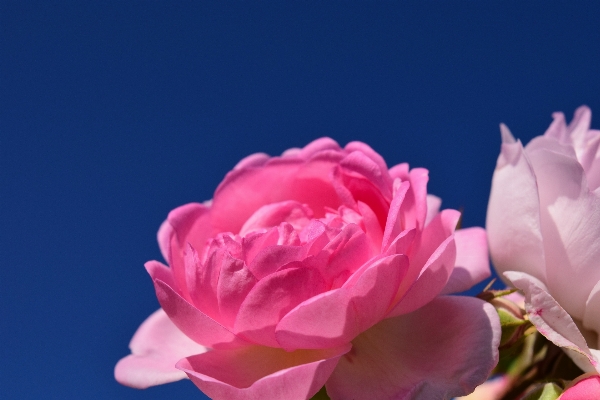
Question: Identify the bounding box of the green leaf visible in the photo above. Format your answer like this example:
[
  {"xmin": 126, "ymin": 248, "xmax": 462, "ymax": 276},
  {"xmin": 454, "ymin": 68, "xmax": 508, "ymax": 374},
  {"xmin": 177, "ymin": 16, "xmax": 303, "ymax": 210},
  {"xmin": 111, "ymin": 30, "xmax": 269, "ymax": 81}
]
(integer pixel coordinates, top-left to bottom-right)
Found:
[
  {"xmin": 521, "ymin": 382, "xmax": 563, "ymax": 400},
  {"xmin": 309, "ymin": 386, "xmax": 331, "ymax": 400}
]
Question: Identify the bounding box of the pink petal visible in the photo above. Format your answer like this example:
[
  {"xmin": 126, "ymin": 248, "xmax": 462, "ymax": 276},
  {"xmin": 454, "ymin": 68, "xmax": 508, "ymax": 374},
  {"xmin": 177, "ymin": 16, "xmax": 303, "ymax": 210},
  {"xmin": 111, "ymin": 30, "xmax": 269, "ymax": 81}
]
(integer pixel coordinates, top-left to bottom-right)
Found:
[
  {"xmin": 402, "ymin": 168, "xmax": 430, "ymax": 230},
  {"xmin": 504, "ymin": 271, "xmax": 599, "ymax": 373},
  {"xmin": 190, "ymin": 244, "xmax": 222, "ymax": 319},
  {"xmin": 320, "ymin": 223, "xmax": 373, "ymax": 284},
  {"xmin": 387, "ymin": 234, "xmax": 456, "ymax": 316},
  {"xmin": 157, "ymin": 219, "xmax": 172, "ymax": 264},
  {"xmin": 487, "ymin": 125, "xmax": 547, "ymax": 285},
  {"xmin": 410, "ymin": 208, "xmax": 461, "ymax": 270},
  {"xmin": 177, "ymin": 344, "xmax": 350, "ymax": 400},
  {"xmin": 567, "ymin": 105, "xmax": 592, "ymax": 155},
  {"xmin": 166, "ymin": 202, "xmax": 212, "ymax": 256},
  {"xmin": 425, "ymin": 194, "xmax": 441, "ymax": 226},
  {"xmin": 150, "ymin": 273, "xmax": 247, "ymax": 349},
  {"xmin": 387, "ymin": 209, "xmax": 460, "ymax": 316},
  {"xmin": 344, "ymin": 141, "xmax": 390, "ymax": 183},
  {"xmin": 241, "ymin": 227, "xmax": 280, "ymax": 265},
  {"xmin": 295, "ymin": 137, "xmax": 342, "ymax": 159},
  {"xmin": 543, "ymin": 111, "xmax": 569, "ymax": 143},
  {"xmin": 247, "ymin": 244, "xmax": 310, "ymax": 280},
  {"xmin": 561, "ymin": 374, "xmax": 600, "ymax": 400},
  {"xmin": 381, "ymin": 180, "xmax": 410, "ymax": 252},
  {"xmin": 275, "ymin": 255, "xmax": 408, "ymax": 350},
  {"xmin": 336, "ymin": 165, "xmax": 391, "ymax": 228},
  {"xmin": 163, "ymin": 203, "xmax": 213, "ymax": 299},
  {"xmin": 357, "ymin": 201, "xmax": 384, "ymax": 254},
  {"xmin": 115, "ymin": 309, "xmax": 207, "ymax": 389},
  {"xmin": 325, "ymin": 296, "xmax": 500, "ymax": 400},
  {"xmin": 580, "ymin": 134, "xmax": 600, "ymax": 190},
  {"xmin": 216, "ymin": 254, "xmax": 258, "ymax": 328},
  {"xmin": 233, "ymin": 152, "xmax": 270, "ymax": 170},
  {"xmin": 340, "ymin": 150, "xmax": 392, "ymax": 199},
  {"xmin": 441, "ymin": 228, "xmax": 490, "ymax": 295},
  {"xmin": 234, "ymin": 266, "xmax": 328, "ymax": 347},
  {"xmin": 213, "ymin": 159, "xmax": 341, "ymax": 233},
  {"xmin": 584, "ymin": 280, "xmax": 600, "ymax": 348},
  {"xmin": 383, "ymin": 228, "xmax": 416, "ymax": 257},
  {"xmin": 388, "ymin": 162, "xmax": 409, "ymax": 181},
  {"xmin": 526, "ymin": 139, "xmax": 600, "ymax": 320},
  {"xmin": 239, "ymin": 201, "xmax": 313, "ymax": 236}
]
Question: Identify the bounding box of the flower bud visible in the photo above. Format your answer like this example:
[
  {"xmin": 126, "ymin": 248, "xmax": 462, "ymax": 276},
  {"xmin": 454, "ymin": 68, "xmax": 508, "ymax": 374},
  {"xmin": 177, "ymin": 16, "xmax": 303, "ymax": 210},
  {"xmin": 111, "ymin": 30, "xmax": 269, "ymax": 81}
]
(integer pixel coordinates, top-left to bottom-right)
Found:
[{"xmin": 479, "ymin": 289, "xmax": 528, "ymax": 348}]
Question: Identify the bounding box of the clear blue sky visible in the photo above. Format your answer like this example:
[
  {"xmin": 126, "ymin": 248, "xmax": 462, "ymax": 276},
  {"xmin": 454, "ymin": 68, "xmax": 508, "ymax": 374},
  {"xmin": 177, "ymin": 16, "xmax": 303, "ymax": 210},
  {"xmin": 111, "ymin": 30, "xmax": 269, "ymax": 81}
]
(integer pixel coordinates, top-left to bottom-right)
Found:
[{"xmin": 2, "ymin": 2, "xmax": 600, "ymax": 398}]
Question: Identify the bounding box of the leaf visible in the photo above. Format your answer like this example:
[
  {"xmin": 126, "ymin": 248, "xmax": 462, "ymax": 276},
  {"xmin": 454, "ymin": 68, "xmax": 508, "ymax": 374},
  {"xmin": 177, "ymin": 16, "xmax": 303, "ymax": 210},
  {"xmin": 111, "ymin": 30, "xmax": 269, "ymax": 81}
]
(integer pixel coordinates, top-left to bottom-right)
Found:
[
  {"xmin": 310, "ymin": 386, "xmax": 331, "ymax": 400},
  {"xmin": 521, "ymin": 382, "xmax": 562, "ymax": 400}
]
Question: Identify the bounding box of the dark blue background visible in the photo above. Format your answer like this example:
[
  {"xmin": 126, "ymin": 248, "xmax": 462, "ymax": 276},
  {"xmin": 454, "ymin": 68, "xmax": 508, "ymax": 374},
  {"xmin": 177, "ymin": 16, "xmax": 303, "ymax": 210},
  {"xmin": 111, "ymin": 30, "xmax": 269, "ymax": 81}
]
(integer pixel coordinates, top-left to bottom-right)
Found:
[{"xmin": 2, "ymin": 2, "xmax": 600, "ymax": 398}]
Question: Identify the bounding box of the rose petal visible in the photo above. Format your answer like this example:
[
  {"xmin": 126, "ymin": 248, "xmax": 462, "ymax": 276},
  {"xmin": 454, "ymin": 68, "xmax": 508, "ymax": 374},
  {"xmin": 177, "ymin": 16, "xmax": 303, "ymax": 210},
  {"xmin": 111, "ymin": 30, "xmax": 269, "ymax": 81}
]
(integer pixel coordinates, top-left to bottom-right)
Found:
[
  {"xmin": 504, "ymin": 271, "xmax": 599, "ymax": 373},
  {"xmin": 388, "ymin": 162, "xmax": 409, "ymax": 181},
  {"xmin": 239, "ymin": 201, "xmax": 313, "ymax": 236},
  {"xmin": 425, "ymin": 194, "xmax": 441, "ymax": 226},
  {"xmin": 387, "ymin": 234, "xmax": 456, "ymax": 316},
  {"xmin": 402, "ymin": 168, "xmax": 430, "ymax": 230},
  {"xmin": 581, "ymin": 134, "xmax": 600, "ymax": 190},
  {"xmin": 357, "ymin": 201, "xmax": 384, "ymax": 253},
  {"xmin": 234, "ymin": 266, "xmax": 328, "ymax": 347},
  {"xmin": 247, "ymin": 244, "xmax": 310, "ymax": 280},
  {"xmin": 526, "ymin": 139, "xmax": 600, "ymax": 320},
  {"xmin": 216, "ymin": 254, "xmax": 258, "ymax": 328},
  {"xmin": 275, "ymin": 255, "xmax": 408, "ymax": 350},
  {"xmin": 560, "ymin": 374, "xmax": 600, "ymax": 400},
  {"xmin": 344, "ymin": 141, "xmax": 391, "ymax": 186},
  {"xmin": 233, "ymin": 152, "xmax": 270, "ymax": 170},
  {"xmin": 383, "ymin": 228, "xmax": 416, "ymax": 257},
  {"xmin": 213, "ymin": 159, "xmax": 341, "ymax": 233},
  {"xmin": 584, "ymin": 280, "xmax": 600, "ymax": 347},
  {"xmin": 567, "ymin": 105, "xmax": 593, "ymax": 156},
  {"xmin": 387, "ymin": 209, "xmax": 460, "ymax": 316},
  {"xmin": 543, "ymin": 111, "xmax": 569, "ymax": 143},
  {"xmin": 336, "ymin": 165, "xmax": 390, "ymax": 228},
  {"xmin": 157, "ymin": 219, "xmax": 172, "ymax": 264},
  {"xmin": 151, "ymin": 275, "xmax": 247, "ymax": 349},
  {"xmin": 325, "ymin": 296, "xmax": 500, "ymax": 400},
  {"xmin": 340, "ymin": 150, "xmax": 392, "ymax": 199},
  {"xmin": 163, "ymin": 203, "xmax": 213, "ymax": 298},
  {"xmin": 320, "ymin": 223, "xmax": 373, "ymax": 283},
  {"xmin": 487, "ymin": 125, "xmax": 547, "ymax": 285},
  {"xmin": 441, "ymin": 227, "xmax": 490, "ymax": 295},
  {"xmin": 295, "ymin": 137, "xmax": 342, "ymax": 159},
  {"xmin": 177, "ymin": 344, "xmax": 350, "ymax": 400},
  {"xmin": 381, "ymin": 180, "xmax": 410, "ymax": 252},
  {"xmin": 115, "ymin": 309, "xmax": 207, "ymax": 389}
]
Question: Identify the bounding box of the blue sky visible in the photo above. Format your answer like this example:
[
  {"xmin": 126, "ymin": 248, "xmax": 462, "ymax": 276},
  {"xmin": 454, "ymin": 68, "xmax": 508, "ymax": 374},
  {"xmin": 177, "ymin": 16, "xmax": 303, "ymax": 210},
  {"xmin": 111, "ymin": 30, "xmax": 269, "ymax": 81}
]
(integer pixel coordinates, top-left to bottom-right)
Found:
[{"xmin": 2, "ymin": 2, "xmax": 600, "ymax": 398}]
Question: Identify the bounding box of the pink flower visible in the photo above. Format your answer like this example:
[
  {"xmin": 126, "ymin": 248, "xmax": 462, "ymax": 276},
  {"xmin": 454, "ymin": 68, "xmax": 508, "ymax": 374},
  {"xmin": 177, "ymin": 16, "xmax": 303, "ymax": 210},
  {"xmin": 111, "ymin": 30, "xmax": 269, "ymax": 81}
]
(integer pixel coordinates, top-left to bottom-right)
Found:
[
  {"xmin": 116, "ymin": 138, "xmax": 500, "ymax": 399},
  {"xmin": 487, "ymin": 106, "xmax": 600, "ymax": 372},
  {"xmin": 560, "ymin": 374, "xmax": 600, "ymax": 400}
]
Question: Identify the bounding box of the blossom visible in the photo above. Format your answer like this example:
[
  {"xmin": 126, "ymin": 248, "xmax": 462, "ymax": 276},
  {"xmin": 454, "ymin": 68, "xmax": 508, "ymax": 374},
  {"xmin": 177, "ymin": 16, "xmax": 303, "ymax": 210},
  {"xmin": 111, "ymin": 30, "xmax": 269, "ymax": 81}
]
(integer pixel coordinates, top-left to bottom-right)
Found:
[
  {"xmin": 116, "ymin": 138, "xmax": 500, "ymax": 399},
  {"xmin": 487, "ymin": 106, "xmax": 600, "ymax": 372}
]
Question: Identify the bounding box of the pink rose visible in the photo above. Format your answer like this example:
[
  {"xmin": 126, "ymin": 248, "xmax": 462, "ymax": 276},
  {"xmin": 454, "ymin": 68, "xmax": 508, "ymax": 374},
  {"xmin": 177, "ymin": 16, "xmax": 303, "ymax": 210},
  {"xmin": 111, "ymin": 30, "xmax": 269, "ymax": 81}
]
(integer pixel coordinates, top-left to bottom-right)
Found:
[
  {"xmin": 560, "ymin": 374, "xmax": 600, "ymax": 400},
  {"xmin": 116, "ymin": 138, "xmax": 499, "ymax": 399},
  {"xmin": 488, "ymin": 106, "xmax": 600, "ymax": 373}
]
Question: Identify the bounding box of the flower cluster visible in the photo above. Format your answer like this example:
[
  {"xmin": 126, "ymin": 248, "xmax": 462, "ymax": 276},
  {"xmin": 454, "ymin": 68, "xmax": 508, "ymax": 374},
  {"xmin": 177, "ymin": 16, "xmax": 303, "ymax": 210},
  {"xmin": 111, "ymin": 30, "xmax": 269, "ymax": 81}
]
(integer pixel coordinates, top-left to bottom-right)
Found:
[{"xmin": 116, "ymin": 107, "xmax": 600, "ymax": 400}]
